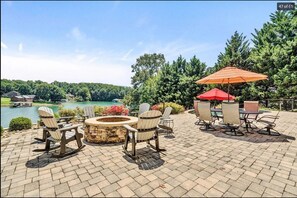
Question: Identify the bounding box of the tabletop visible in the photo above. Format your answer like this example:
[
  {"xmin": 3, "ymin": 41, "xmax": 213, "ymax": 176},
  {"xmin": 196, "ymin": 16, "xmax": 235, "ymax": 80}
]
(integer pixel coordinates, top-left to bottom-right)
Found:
[{"xmin": 211, "ymin": 108, "xmax": 264, "ymax": 115}]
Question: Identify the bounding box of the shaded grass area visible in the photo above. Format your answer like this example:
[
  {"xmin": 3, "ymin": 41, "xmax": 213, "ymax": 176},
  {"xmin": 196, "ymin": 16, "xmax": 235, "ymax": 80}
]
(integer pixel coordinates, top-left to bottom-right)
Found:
[
  {"xmin": 1, "ymin": 98, "xmax": 11, "ymax": 106},
  {"xmin": 1, "ymin": 97, "xmax": 57, "ymax": 107}
]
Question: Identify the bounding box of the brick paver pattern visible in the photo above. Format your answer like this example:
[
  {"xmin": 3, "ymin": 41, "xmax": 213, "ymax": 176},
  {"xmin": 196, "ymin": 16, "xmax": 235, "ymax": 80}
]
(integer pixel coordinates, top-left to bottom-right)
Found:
[{"xmin": 1, "ymin": 111, "xmax": 297, "ymax": 197}]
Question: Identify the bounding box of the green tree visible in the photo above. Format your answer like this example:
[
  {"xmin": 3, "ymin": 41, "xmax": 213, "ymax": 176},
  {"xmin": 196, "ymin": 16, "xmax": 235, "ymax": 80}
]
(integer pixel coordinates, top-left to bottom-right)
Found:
[
  {"xmin": 139, "ymin": 72, "xmax": 161, "ymax": 105},
  {"xmin": 77, "ymin": 87, "xmax": 91, "ymax": 101},
  {"xmin": 179, "ymin": 56, "xmax": 207, "ymax": 107},
  {"xmin": 209, "ymin": 31, "xmax": 252, "ymax": 101},
  {"xmin": 215, "ymin": 31, "xmax": 251, "ymax": 71},
  {"xmin": 250, "ymin": 10, "xmax": 297, "ymax": 102},
  {"xmin": 49, "ymin": 85, "xmax": 66, "ymax": 102},
  {"xmin": 129, "ymin": 53, "xmax": 166, "ymax": 106},
  {"xmin": 131, "ymin": 53, "xmax": 165, "ymax": 88},
  {"xmin": 35, "ymin": 83, "xmax": 51, "ymax": 101},
  {"xmin": 18, "ymin": 84, "xmax": 32, "ymax": 95},
  {"xmin": 1, "ymin": 81, "xmax": 14, "ymax": 95}
]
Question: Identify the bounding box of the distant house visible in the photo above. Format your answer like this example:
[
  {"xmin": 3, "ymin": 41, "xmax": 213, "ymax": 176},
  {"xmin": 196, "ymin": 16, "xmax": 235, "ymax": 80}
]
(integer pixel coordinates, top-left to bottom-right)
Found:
[
  {"xmin": 10, "ymin": 95, "xmax": 36, "ymax": 107},
  {"xmin": 66, "ymin": 93, "xmax": 75, "ymax": 102},
  {"xmin": 11, "ymin": 95, "xmax": 35, "ymax": 102},
  {"xmin": 2, "ymin": 91, "xmax": 20, "ymax": 98},
  {"xmin": 112, "ymin": 98, "xmax": 122, "ymax": 103}
]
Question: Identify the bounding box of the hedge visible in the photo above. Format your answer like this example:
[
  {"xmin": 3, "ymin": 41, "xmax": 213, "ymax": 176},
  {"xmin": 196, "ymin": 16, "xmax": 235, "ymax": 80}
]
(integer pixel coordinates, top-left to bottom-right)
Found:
[
  {"xmin": 151, "ymin": 102, "xmax": 185, "ymax": 114},
  {"xmin": 9, "ymin": 117, "xmax": 32, "ymax": 131}
]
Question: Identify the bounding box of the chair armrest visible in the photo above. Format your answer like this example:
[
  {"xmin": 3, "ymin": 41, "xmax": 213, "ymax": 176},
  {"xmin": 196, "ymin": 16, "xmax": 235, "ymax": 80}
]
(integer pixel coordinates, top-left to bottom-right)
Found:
[
  {"xmin": 123, "ymin": 124, "xmax": 137, "ymax": 132},
  {"xmin": 57, "ymin": 122, "xmax": 67, "ymax": 128},
  {"xmin": 257, "ymin": 115, "xmax": 279, "ymax": 122},
  {"xmin": 259, "ymin": 115, "xmax": 279, "ymax": 119},
  {"xmin": 162, "ymin": 118, "xmax": 173, "ymax": 121},
  {"xmin": 59, "ymin": 124, "xmax": 80, "ymax": 132}
]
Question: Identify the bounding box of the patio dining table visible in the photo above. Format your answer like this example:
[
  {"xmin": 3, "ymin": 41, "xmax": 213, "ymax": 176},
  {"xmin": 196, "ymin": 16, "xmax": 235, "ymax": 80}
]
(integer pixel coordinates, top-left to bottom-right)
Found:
[{"xmin": 211, "ymin": 108, "xmax": 264, "ymax": 133}]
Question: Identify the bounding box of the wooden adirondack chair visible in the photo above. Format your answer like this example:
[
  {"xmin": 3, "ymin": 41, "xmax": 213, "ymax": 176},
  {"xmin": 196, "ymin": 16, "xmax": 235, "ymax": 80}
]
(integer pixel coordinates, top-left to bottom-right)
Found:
[
  {"xmin": 34, "ymin": 107, "xmax": 85, "ymax": 158},
  {"xmin": 81, "ymin": 106, "xmax": 96, "ymax": 128},
  {"xmin": 83, "ymin": 106, "xmax": 96, "ymax": 119},
  {"xmin": 123, "ymin": 110, "xmax": 165, "ymax": 159},
  {"xmin": 35, "ymin": 107, "xmax": 70, "ymax": 142}
]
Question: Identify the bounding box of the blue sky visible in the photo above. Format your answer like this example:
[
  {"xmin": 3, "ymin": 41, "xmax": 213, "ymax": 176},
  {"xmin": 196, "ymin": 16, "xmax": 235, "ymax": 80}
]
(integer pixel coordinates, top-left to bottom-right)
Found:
[{"xmin": 1, "ymin": 1, "xmax": 277, "ymax": 86}]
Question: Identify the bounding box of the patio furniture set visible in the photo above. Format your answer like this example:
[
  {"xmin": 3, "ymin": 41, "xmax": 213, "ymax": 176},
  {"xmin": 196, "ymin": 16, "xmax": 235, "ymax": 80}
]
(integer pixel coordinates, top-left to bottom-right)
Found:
[
  {"xmin": 194, "ymin": 100, "xmax": 280, "ymax": 136},
  {"xmin": 33, "ymin": 103, "xmax": 174, "ymax": 159}
]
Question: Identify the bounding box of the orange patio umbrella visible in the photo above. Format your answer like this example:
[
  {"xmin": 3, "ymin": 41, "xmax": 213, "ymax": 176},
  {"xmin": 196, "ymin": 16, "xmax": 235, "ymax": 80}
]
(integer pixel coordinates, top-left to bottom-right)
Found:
[{"xmin": 196, "ymin": 66, "xmax": 268, "ymax": 101}]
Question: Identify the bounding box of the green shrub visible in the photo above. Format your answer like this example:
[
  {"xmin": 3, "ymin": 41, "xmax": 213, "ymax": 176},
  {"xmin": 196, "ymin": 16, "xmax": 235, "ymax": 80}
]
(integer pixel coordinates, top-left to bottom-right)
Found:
[
  {"xmin": 9, "ymin": 117, "xmax": 32, "ymax": 131},
  {"xmin": 151, "ymin": 102, "xmax": 185, "ymax": 114},
  {"xmin": 95, "ymin": 106, "xmax": 107, "ymax": 116},
  {"xmin": 54, "ymin": 113, "xmax": 60, "ymax": 118},
  {"xmin": 58, "ymin": 109, "xmax": 76, "ymax": 117},
  {"xmin": 74, "ymin": 107, "xmax": 84, "ymax": 117},
  {"xmin": 1, "ymin": 126, "xmax": 3, "ymax": 136}
]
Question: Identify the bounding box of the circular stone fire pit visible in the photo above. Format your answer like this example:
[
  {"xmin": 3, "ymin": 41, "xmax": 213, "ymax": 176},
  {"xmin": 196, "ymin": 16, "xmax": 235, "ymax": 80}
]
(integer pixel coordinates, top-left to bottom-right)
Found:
[{"xmin": 84, "ymin": 116, "xmax": 138, "ymax": 143}]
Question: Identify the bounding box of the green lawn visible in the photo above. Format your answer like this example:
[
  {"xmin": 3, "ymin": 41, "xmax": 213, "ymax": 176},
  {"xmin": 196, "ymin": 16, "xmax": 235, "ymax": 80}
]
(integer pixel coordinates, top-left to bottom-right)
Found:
[{"xmin": 1, "ymin": 97, "xmax": 11, "ymax": 106}]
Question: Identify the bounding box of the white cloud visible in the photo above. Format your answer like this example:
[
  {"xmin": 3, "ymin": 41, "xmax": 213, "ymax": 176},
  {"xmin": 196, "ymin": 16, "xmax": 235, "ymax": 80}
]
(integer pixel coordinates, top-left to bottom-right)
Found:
[
  {"xmin": 69, "ymin": 27, "xmax": 85, "ymax": 41},
  {"xmin": 88, "ymin": 57, "xmax": 98, "ymax": 63},
  {"xmin": 76, "ymin": 54, "xmax": 87, "ymax": 61},
  {"xmin": 18, "ymin": 43, "xmax": 23, "ymax": 52},
  {"xmin": 1, "ymin": 41, "xmax": 8, "ymax": 49},
  {"xmin": 1, "ymin": 53, "xmax": 132, "ymax": 86}
]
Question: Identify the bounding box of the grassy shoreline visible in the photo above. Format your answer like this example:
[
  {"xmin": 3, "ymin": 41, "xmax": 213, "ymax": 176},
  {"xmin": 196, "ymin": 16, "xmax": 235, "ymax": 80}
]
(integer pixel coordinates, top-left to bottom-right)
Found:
[{"xmin": 1, "ymin": 97, "xmax": 61, "ymax": 107}]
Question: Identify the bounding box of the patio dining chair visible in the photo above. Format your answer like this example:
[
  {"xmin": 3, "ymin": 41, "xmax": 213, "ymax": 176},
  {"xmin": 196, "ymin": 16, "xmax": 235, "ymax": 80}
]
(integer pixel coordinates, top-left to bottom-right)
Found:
[
  {"xmin": 256, "ymin": 111, "xmax": 280, "ymax": 136},
  {"xmin": 244, "ymin": 101, "xmax": 260, "ymax": 129},
  {"xmin": 35, "ymin": 106, "xmax": 70, "ymax": 142},
  {"xmin": 198, "ymin": 101, "xmax": 216, "ymax": 131},
  {"xmin": 221, "ymin": 102, "xmax": 245, "ymax": 136},
  {"xmin": 33, "ymin": 107, "xmax": 85, "ymax": 158},
  {"xmin": 123, "ymin": 110, "xmax": 164, "ymax": 159},
  {"xmin": 194, "ymin": 100, "xmax": 202, "ymax": 125},
  {"xmin": 158, "ymin": 106, "xmax": 174, "ymax": 134}
]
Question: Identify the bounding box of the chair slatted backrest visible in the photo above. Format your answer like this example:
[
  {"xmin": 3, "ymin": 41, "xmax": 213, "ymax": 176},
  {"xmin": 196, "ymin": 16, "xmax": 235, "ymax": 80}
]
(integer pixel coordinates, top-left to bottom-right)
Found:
[
  {"xmin": 84, "ymin": 106, "xmax": 95, "ymax": 118},
  {"xmin": 222, "ymin": 102, "xmax": 241, "ymax": 125},
  {"xmin": 137, "ymin": 110, "xmax": 162, "ymax": 141},
  {"xmin": 39, "ymin": 106, "xmax": 54, "ymax": 116},
  {"xmin": 194, "ymin": 100, "xmax": 200, "ymax": 117},
  {"xmin": 244, "ymin": 101, "xmax": 259, "ymax": 112},
  {"xmin": 244, "ymin": 101, "xmax": 259, "ymax": 119},
  {"xmin": 139, "ymin": 103, "xmax": 150, "ymax": 116},
  {"xmin": 162, "ymin": 107, "xmax": 172, "ymax": 119},
  {"xmin": 198, "ymin": 101, "xmax": 212, "ymax": 122},
  {"xmin": 38, "ymin": 107, "xmax": 61, "ymax": 140}
]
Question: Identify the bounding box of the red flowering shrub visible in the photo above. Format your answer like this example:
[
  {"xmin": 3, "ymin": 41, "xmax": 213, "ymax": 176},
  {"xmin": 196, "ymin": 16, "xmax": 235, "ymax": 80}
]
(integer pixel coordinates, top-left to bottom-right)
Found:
[{"xmin": 103, "ymin": 105, "xmax": 129, "ymax": 116}]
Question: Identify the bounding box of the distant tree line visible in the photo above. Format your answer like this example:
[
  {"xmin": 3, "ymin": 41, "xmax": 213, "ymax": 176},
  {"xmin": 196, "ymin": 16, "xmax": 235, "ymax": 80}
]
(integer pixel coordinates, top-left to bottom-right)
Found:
[
  {"xmin": 1, "ymin": 79, "xmax": 131, "ymax": 102},
  {"xmin": 124, "ymin": 9, "xmax": 297, "ymax": 108}
]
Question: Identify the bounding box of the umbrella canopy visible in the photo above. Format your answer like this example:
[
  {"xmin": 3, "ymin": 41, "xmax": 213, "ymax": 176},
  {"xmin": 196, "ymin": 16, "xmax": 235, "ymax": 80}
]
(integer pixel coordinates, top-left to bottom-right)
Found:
[
  {"xmin": 196, "ymin": 66, "xmax": 268, "ymax": 84},
  {"xmin": 197, "ymin": 88, "xmax": 235, "ymax": 101}
]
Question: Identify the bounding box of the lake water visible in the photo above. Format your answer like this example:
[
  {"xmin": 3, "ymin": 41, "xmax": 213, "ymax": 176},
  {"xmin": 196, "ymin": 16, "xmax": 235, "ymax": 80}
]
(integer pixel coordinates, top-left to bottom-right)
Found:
[{"xmin": 1, "ymin": 101, "xmax": 121, "ymax": 128}]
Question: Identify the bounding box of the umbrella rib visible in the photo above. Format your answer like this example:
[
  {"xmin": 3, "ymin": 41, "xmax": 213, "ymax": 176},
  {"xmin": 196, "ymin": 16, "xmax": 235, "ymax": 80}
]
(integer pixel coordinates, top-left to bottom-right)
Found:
[{"xmin": 239, "ymin": 76, "xmax": 247, "ymax": 83}]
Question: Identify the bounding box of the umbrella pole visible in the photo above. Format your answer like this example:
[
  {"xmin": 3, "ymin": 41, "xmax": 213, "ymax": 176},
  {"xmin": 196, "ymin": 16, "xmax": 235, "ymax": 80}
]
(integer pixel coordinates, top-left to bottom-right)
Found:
[{"xmin": 228, "ymin": 81, "xmax": 230, "ymax": 102}]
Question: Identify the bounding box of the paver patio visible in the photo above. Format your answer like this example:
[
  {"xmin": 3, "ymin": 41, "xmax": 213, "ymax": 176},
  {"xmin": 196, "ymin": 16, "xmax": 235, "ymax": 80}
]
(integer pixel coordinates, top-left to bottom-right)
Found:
[{"xmin": 1, "ymin": 111, "xmax": 297, "ymax": 197}]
